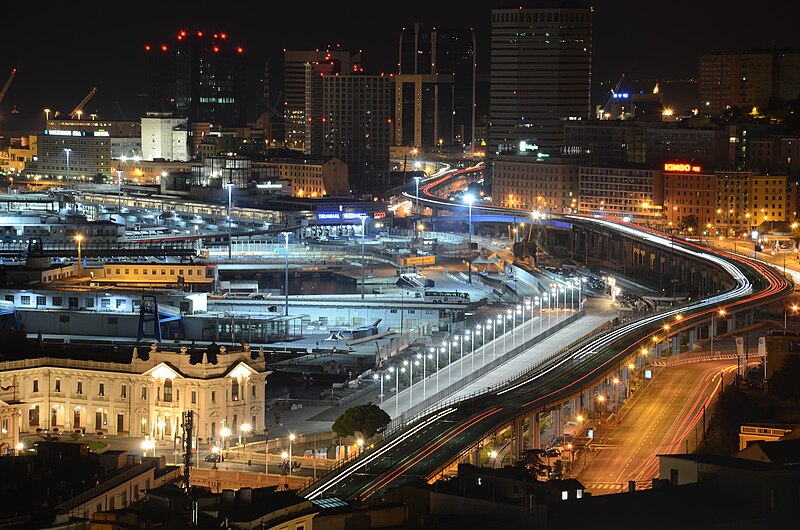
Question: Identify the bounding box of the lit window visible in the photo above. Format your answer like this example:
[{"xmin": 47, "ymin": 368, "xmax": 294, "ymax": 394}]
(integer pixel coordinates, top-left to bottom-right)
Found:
[{"xmin": 561, "ymin": 491, "xmax": 568, "ymax": 501}]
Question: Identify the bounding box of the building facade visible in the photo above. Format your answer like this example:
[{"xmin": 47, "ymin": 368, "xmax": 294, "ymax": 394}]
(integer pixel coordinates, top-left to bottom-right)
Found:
[
  {"xmin": 489, "ymin": 4, "xmax": 592, "ymax": 153},
  {"xmin": 141, "ymin": 114, "xmax": 190, "ymax": 161},
  {"xmin": 715, "ymin": 170, "xmax": 754, "ymax": 233},
  {"xmin": 662, "ymin": 165, "xmax": 717, "ymax": 230},
  {"xmin": 284, "ymin": 49, "xmax": 361, "ymax": 152},
  {"xmin": 0, "ymin": 398, "xmax": 20, "ymax": 456},
  {"xmin": 25, "ymin": 120, "xmax": 141, "ymax": 179},
  {"xmin": 399, "ymin": 23, "xmax": 476, "ymax": 148},
  {"xmin": 0, "ymin": 345, "xmax": 269, "ymax": 440},
  {"xmin": 257, "ymin": 157, "xmax": 349, "ymax": 198},
  {"xmin": 699, "ymin": 49, "xmax": 800, "ymax": 115},
  {"xmin": 578, "ymin": 166, "xmax": 664, "ymax": 223},
  {"xmin": 750, "ymin": 174, "xmax": 788, "ymax": 227},
  {"xmin": 321, "ymin": 74, "xmax": 392, "ymax": 196},
  {"xmin": 492, "ymin": 154, "xmax": 581, "ymax": 212},
  {"xmin": 394, "ymin": 74, "xmax": 454, "ymax": 149},
  {"xmin": 146, "ymin": 31, "xmax": 248, "ymax": 128}
]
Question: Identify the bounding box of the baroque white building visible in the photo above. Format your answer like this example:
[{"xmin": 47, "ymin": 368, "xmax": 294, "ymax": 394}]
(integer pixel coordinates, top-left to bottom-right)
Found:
[{"xmin": 0, "ymin": 343, "xmax": 269, "ymax": 441}]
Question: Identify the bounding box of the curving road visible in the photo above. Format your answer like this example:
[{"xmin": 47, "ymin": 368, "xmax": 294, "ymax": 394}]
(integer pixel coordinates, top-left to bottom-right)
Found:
[
  {"xmin": 578, "ymin": 360, "xmax": 741, "ymax": 494},
  {"xmin": 301, "ymin": 170, "xmax": 792, "ymax": 502}
]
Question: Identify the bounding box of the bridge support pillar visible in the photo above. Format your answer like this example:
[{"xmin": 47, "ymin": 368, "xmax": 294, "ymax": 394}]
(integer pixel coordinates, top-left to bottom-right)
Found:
[
  {"xmin": 554, "ymin": 405, "xmax": 563, "ymax": 443},
  {"xmin": 528, "ymin": 412, "xmax": 540, "ymax": 450},
  {"xmin": 514, "ymin": 417, "xmax": 524, "ymax": 462},
  {"xmin": 671, "ymin": 335, "xmax": 680, "ymax": 356},
  {"xmin": 689, "ymin": 327, "xmax": 697, "ymax": 349}
]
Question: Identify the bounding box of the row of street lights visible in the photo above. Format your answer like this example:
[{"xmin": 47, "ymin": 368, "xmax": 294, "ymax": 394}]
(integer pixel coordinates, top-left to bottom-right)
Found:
[{"xmin": 378, "ymin": 296, "xmax": 581, "ymax": 415}]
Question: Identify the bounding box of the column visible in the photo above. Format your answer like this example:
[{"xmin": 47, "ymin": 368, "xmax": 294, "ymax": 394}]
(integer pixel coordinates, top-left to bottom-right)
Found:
[
  {"xmin": 514, "ymin": 417, "xmax": 524, "ymax": 462},
  {"xmin": 528, "ymin": 412, "xmax": 540, "ymax": 451}
]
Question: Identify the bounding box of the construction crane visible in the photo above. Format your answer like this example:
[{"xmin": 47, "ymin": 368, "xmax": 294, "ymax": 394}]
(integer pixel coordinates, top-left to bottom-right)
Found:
[
  {"xmin": 0, "ymin": 68, "xmax": 16, "ymax": 106},
  {"xmin": 70, "ymin": 87, "xmax": 97, "ymax": 119},
  {"xmin": 598, "ymin": 73, "xmax": 625, "ymax": 119}
]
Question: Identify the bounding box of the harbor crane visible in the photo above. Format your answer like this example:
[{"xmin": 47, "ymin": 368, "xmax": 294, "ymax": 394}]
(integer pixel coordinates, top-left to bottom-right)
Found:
[
  {"xmin": 70, "ymin": 86, "xmax": 97, "ymax": 119},
  {"xmin": 0, "ymin": 69, "xmax": 16, "ymax": 106}
]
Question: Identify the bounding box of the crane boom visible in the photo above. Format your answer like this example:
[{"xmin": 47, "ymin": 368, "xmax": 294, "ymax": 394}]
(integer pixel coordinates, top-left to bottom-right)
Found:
[
  {"xmin": 0, "ymin": 69, "xmax": 16, "ymax": 105},
  {"xmin": 70, "ymin": 87, "xmax": 97, "ymax": 119}
]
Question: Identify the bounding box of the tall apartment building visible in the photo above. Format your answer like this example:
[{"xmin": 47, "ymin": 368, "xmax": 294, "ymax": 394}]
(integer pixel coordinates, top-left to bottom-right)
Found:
[
  {"xmin": 713, "ymin": 171, "xmax": 790, "ymax": 232},
  {"xmin": 750, "ymin": 174, "xmax": 788, "ymax": 226},
  {"xmin": 715, "ymin": 171, "xmax": 754, "ymax": 233},
  {"xmin": 146, "ymin": 31, "xmax": 248, "ymax": 128},
  {"xmin": 578, "ymin": 166, "xmax": 664, "ymax": 223},
  {"xmin": 283, "ymin": 49, "xmax": 361, "ymax": 152},
  {"xmin": 314, "ymin": 74, "xmax": 392, "ymax": 196},
  {"xmin": 489, "ymin": 3, "xmax": 592, "ymax": 153},
  {"xmin": 747, "ymin": 136, "xmax": 800, "ymax": 176},
  {"xmin": 304, "ymin": 59, "xmax": 342, "ymax": 156},
  {"xmin": 398, "ymin": 23, "xmax": 476, "ymax": 148},
  {"xmin": 492, "ymin": 153, "xmax": 581, "ymax": 212},
  {"xmin": 699, "ymin": 49, "xmax": 800, "ymax": 115},
  {"xmin": 662, "ymin": 165, "xmax": 717, "ymax": 229}
]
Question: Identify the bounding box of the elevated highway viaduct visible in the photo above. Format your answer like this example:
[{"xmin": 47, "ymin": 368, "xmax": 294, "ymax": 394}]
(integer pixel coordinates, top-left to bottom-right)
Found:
[{"xmin": 300, "ymin": 214, "xmax": 792, "ymax": 502}]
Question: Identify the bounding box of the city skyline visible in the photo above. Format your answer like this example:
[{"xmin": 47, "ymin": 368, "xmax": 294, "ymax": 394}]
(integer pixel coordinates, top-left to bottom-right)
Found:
[{"xmin": 3, "ymin": 1, "xmax": 800, "ymax": 131}]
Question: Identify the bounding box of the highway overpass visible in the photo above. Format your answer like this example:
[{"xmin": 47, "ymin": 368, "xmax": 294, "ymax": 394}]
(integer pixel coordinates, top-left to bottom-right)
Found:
[{"xmin": 299, "ymin": 209, "xmax": 791, "ymax": 502}]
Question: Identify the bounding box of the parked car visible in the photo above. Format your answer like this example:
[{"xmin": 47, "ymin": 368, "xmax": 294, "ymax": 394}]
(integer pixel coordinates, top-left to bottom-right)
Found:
[{"xmin": 204, "ymin": 453, "xmax": 221, "ymax": 462}]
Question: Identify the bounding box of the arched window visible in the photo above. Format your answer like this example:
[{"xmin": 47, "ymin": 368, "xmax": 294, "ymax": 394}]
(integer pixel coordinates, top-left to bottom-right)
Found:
[
  {"xmin": 231, "ymin": 378, "xmax": 240, "ymax": 401},
  {"xmin": 163, "ymin": 378, "xmax": 173, "ymax": 403}
]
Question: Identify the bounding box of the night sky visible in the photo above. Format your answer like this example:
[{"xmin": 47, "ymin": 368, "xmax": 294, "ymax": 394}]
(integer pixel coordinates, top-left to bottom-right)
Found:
[{"xmin": 2, "ymin": 0, "xmax": 800, "ymax": 132}]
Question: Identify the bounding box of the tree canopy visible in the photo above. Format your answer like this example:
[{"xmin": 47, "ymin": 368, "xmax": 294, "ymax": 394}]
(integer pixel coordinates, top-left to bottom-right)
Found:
[
  {"xmin": 768, "ymin": 354, "xmax": 800, "ymax": 405},
  {"xmin": 332, "ymin": 403, "xmax": 391, "ymax": 439}
]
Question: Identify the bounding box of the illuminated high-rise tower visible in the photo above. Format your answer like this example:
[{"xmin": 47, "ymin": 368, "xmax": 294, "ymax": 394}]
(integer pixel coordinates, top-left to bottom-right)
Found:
[
  {"xmin": 489, "ymin": 2, "xmax": 592, "ymax": 153},
  {"xmin": 145, "ymin": 30, "xmax": 247, "ymax": 128}
]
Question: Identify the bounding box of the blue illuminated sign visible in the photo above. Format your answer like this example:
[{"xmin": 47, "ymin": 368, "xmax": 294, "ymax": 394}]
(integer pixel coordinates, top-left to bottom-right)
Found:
[
  {"xmin": 317, "ymin": 213, "xmax": 341, "ymax": 220},
  {"xmin": 612, "ymin": 93, "xmax": 630, "ymax": 99},
  {"xmin": 316, "ymin": 212, "xmax": 367, "ymax": 222}
]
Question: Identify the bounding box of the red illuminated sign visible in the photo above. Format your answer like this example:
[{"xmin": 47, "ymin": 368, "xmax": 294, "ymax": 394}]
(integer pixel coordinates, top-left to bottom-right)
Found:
[
  {"xmin": 664, "ymin": 163, "xmax": 702, "ymax": 173},
  {"xmin": 373, "ymin": 212, "xmax": 387, "ymax": 219}
]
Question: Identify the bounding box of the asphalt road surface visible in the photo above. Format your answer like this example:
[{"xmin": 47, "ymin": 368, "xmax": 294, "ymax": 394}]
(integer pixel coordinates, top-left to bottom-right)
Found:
[{"xmin": 577, "ymin": 360, "xmax": 738, "ymax": 495}]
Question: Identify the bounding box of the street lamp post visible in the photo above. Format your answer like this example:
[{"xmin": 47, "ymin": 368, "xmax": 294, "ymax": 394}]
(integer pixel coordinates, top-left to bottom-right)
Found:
[
  {"xmin": 74, "ymin": 234, "xmax": 84, "ymax": 276},
  {"xmin": 220, "ymin": 426, "xmax": 231, "ymax": 464},
  {"xmin": 711, "ymin": 309, "xmax": 726, "ymax": 356},
  {"xmin": 360, "ymin": 214, "xmax": 367, "ymax": 300},
  {"xmin": 414, "ymin": 175, "xmax": 421, "ymax": 226},
  {"xmin": 394, "ymin": 366, "xmax": 400, "ymax": 417},
  {"xmin": 116, "ymin": 169, "xmax": 123, "ymax": 214},
  {"xmin": 419, "ymin": 353, "xmax": 426, "ymax": 400},
  {"xmin": 289, "ymin": 433, "xmax": 296, "ymax": 475},
  {"xmin": 141, "ymin": 437, "xmax": 155, "ymax": 458},
  {"xmin": 282, "ymin": 232, "xmax": 290, "ymax": 316},
  {"xmin": 493, "ymin": 318, "xmax": 499, "ymax": 360},
  {"xmin": 211, "ymin": 445, "xmax": 220, "ymax": 469},
  {"xmin": 447, "ymin": 340, "xmax": 452, "ymax": 386},
  {"xmin": 464, "ymin": 194, "xmax": 475, "ymax": 284},
  {"xmin": 785, "ymin": 304, "xmax": 798, "ymax": 330},
  {"xmin": 63, "ymin": 148, "xmax": 72, "ymax": 177},
  {"xmin": 226, "ymin": 181, "xmax": 233, "ymax": 259},
  {"xmin": 240, "ymin": 423, "xmax": 251, "ymax": 463}
]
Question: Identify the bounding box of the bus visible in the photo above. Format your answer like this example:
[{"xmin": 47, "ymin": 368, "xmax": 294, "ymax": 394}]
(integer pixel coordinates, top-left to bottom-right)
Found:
[{"xmin": 423, "ymin": 290, "xmax": 470, "ymax": 304}]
